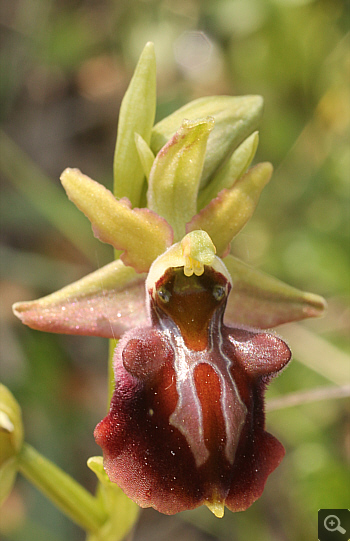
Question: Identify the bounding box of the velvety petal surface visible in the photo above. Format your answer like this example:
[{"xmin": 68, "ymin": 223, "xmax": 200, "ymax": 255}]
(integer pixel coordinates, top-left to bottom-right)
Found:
[
  {"xmin": 151, "ymin": 95, "xmax": 264, "ymax": 188},
  {"xmin": 61, "ymin": 168, "xmax": 173, "ymax": 273},
  {"xmin": 147, "ymin": 118, "xmax": 214, "ymax": 241},
  {"xmin": 223, "ymin": 254, "xmax": 327, "ymax": 328},
  {"xmin": 95, "ymin": 263, "xmax": 292, "ymax": 516},
  {"xmin": 187, "ymin": 163, "xmax": 273, "ymax": 257},
  {"xmin": 13, "ymin": 260, "xmax": 148, "ymax": 338}
]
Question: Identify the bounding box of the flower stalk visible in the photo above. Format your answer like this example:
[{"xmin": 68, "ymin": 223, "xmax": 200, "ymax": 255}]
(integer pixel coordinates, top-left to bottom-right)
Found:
[{"xmin": 18, "ymin": 443, "xmax": 108, "ymax": 535}]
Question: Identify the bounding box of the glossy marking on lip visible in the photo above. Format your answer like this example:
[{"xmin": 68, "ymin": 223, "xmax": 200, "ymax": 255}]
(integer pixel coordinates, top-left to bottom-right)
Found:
[{"xmin": 153, "ymin": 282, "xmax": 247, "ymax": 467}]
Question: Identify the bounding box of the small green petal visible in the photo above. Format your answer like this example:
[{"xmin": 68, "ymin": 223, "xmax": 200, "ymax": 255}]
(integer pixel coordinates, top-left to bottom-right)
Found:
[
  {"xmin": 151, "ymin": 95, "xmax": 263, "ymax": 188},
  {"xmin": 198, "ymin": 131, "xmax": 259, "ymax": 210},
  {"xmin": 13, "ymin": 259, "xmax": 149, "ymax": 339},
  {"xmin": 187, "ymin": 162, "xmax": 273, "ymax": 256},
  {"xmin": 113, "ymin": 42, "xmax": 156, "ymax": 206},
  {"xmin": 87, "ymin": 456, "xmax": 109, "ymax": 486},
  {"xmin": 223, "ymin": 254, "xmax": 327, "ymax": 328},
  {"xmin": 134, "ymin": 132, "xmax": 155, "ymax": 179},
  {"xmin": 148, "ymin": 118, "xmax": 214, "ymax": 241},
  {"xmin": 87, "ymin": 457, "xmax": 139, "ymax": 541},
  {"xmin": 61, "ymin": 168, "xmax": 173, "ymax": 273}
]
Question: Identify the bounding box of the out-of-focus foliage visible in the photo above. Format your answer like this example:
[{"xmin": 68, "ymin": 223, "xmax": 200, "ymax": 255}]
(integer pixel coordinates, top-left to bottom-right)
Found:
[{"xmin": 1, "ymin": 1, "xmax": 349, "ymax": 540}]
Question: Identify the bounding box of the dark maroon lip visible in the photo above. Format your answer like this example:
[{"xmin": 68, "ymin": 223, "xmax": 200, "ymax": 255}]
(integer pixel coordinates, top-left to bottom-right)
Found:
[{"xmin": 94, "ymin": 264, "xmax": 291, "ymax": 516}]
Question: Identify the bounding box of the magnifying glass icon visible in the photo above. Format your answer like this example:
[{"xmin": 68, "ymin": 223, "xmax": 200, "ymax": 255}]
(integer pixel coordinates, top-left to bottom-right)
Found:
[{"xmin": 324, "ymin": 515, "xmax": 346, "ymax": 534}]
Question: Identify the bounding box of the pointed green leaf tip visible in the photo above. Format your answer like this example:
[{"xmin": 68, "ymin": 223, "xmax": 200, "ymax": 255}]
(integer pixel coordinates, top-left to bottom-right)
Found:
[
  {"xmin": 151, "ymin": 95, "xmax": 263, "ymax": 189},
  {"xmin": 113, "ymin": 42, "xmax": 156, "ymax": 206},
  {"xmin": 60, "ymin": 168, "xmax": 173, "ymax": 273},
  {"xmin": 148, "ymin": 117, "xmax": 214, "ymax": 241}
]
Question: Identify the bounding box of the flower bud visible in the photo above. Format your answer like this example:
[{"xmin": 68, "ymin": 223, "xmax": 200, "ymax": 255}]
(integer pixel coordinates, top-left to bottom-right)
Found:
[
  {"xmin": 151, "ymin": 95, "xmax": 263, "ymax": 188},
  {"xmin": 0, "ymin": 384, "xmax": 24, "ymax": 504}
]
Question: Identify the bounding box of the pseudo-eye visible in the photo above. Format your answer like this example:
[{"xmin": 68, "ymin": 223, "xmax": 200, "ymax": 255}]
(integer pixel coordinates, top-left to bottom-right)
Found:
[{"xmin": 94, "ymin": 237, "xmax": 291, "ymax": 517}]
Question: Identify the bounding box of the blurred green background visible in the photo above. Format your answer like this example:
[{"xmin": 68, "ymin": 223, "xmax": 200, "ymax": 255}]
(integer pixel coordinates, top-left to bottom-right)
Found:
[{"xmin": 1, "ymin": 0, "xmax": 349, "ymax": 540}]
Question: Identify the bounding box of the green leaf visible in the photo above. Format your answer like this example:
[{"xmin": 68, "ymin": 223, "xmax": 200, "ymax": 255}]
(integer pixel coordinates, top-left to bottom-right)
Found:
[
  {"xmin": 60, "ymin": 168, "xmax": 173, "ymax": 273},
  {"xmin": 148, "ymin": 118, "xmax": 214, "ymax": 241},
  {"xmin": 223, "ymin": 254, "xmax": 327, "ymax": 328},
  {"xmin": 113, "ymin": 42, "xmax": 156, "ymax": 207},
  {"xmin": 151, "ymin": 95, "xmax": 263, "ymax": 188},
  {"xmin": 188, "ymin": 163, "xmax": 273, "ymax": 256}
]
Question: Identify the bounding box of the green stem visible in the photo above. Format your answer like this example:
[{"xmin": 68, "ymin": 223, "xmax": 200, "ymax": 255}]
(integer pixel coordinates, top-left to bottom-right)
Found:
[{"xmin": 18, "ymin": 443, "xmax": 108, "ymax": 534}]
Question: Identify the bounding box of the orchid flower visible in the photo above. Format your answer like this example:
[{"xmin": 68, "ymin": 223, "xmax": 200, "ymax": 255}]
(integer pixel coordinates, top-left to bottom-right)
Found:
[{"xmin": 12, "ymin": 42, "xmax": 326, "ymax": 518}]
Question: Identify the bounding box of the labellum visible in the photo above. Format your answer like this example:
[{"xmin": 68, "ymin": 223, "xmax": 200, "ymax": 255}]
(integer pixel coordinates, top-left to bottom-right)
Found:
[{"xmin": 94, "ymin": 233, "xmax": 291, "ymax": 517}]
